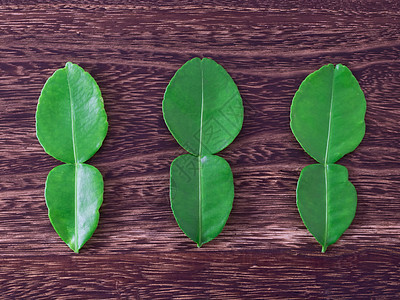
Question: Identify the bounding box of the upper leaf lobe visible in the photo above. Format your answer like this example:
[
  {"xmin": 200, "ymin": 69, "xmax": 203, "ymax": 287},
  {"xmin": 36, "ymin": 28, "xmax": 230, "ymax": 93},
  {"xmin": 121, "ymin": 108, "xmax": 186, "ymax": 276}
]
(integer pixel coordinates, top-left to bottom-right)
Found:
[
  {"xmin": 36, "ymin": 62, "xmax": 108, "ymax": 164},
  {"xmin": 290, "ymin": 64, "xmax": 366, "ymax": 164},
  {"xmin": 163, "ymin": 57, "xmax": 243, "ymax": 156}
]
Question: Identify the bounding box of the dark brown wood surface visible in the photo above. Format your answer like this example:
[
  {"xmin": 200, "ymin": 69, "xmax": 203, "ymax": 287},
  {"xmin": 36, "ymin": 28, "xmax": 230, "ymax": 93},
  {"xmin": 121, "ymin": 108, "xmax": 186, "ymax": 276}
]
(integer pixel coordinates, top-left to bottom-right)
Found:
[{"xmin": 0, "ymin": 1, "xmax": 399, "ymax": 298}]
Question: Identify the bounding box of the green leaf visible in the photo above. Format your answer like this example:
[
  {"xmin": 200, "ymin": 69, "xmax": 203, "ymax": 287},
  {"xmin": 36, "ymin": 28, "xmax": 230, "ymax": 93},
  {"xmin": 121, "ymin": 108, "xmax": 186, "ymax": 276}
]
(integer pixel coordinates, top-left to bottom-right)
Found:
[
  {"xmin": 45, "ymin": 163, "xmax": 104, "ymax": 253},
  {"xmin": 297, "ymin": 164, "xmax": 357, "ymax": 253},
  {"xmin": 36, "ymin": 62, "xmax": 107, "ymax": 252},
  {"xmin": 164, "ymin": 58, "xmax": 243, "ymax": 246},
  {"xmin": 36, "ymin": 62, "xmax": 108, "ymax": 164},
  {"xmin": 290, "ymin": 64, "xmax": 366, "ymax": 252},
  {"xmin": 163, "ymin": 57, "xmax": 243, "ymax": 156},
  {"xmin": 290, "ymin": 64, "xmax": 366, "ymax": 164},
  {"xmin": 170, "ymin": 154, "xmax": 234, "ymax": 247}
]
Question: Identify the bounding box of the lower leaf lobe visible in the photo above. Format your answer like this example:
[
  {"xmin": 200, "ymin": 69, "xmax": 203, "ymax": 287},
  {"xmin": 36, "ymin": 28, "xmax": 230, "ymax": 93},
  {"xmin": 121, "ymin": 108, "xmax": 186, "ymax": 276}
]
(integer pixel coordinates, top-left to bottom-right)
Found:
[
  {"xmin": 297, "ymin": 164, "xmax": 357, "ymax": 252},
  {"xmin": 45, "ymin": 163, "xmax": 104, "ymax": 253},
  {"xmin": 170, "ymin": 154, "xmax": 234, "ymax": 247}
]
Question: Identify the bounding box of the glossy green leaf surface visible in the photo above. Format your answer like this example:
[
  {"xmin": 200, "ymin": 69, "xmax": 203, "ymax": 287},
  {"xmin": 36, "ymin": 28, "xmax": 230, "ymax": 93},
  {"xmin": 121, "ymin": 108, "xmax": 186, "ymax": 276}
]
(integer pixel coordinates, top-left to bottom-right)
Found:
[
  {"xmin": 170, "ymin": 154, "xmax": 234, "ymax": 247},
  {"xmin": 290, "ymin": 64, "xmax": 366, "ymax": 164},
  {"xmin": 291, "ymin": 64, "xmax": 365, "ymax": 252},
  {"xmin": 36, "ymin": 62, "xmax": 107, "ymax": 252},
  {"xmin": 163, "ymin": 57, "xmax": 243, "ymax": 156},
  {"xmin": 36, "ymin": 62, "xmax": 108, "ymax": 164},
  {"xmin": 297, "ymin": 164, "xmax": 357, "ymax": 253},
  {"xmin": 45, "ymin": 163, "xmax": 103, "ymax": 253},
  {"xmin": 164, "ymin": 58, "xmax": 243, "ymax": 246}
]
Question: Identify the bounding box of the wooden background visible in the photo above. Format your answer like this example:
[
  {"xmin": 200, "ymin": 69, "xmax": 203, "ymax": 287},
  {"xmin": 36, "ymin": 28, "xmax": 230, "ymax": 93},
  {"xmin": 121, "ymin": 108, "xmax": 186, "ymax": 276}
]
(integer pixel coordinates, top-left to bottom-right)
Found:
[{"xmin": 0, "ymin": 0, "xmax": 399, "ymax": 298}]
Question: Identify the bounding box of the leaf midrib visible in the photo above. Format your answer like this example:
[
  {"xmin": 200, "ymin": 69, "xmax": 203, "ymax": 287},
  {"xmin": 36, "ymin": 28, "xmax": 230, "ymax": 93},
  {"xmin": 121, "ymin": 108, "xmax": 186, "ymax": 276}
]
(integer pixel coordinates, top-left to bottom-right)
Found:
[
  {"xmin": 197, "ymin": 60, "xmax": 204, "ymax": 246},
  {"xmin": 322, "ymin": 67, "xmax": 335, "ymax": 252},
  {"xmin": 66, "ymin": 65, "xmax": 79, "ymax": 253}
]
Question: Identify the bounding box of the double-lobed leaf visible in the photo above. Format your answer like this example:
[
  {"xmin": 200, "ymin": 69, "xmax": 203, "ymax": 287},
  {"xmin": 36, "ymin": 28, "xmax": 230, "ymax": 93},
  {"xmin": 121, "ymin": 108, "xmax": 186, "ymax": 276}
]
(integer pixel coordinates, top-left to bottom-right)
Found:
[
  {"xmin": 290, "ymin": 64, "xmax": 366, "ymax": 252},
  {"xmin": 36, "ymin": 62, "xmax": 108, "ymax": 253},
  {"xmin": 163, "ymin": 58, "xmax": 243, "ymax": 246}
]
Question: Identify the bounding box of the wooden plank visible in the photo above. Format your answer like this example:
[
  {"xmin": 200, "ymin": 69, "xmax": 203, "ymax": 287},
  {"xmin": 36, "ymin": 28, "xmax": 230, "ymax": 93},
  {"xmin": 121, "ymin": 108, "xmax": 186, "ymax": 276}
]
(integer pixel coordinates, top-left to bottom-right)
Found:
[{"xmin": 0, "ymin": 1, "xmax": 399, "ymax": 298}]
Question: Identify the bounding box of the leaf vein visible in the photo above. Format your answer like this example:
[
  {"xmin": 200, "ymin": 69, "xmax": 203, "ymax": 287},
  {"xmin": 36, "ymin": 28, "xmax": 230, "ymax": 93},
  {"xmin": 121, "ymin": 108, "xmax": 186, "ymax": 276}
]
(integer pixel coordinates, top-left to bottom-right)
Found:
[
  {"xmin": 198, "ymin": 60, "xmax": 204, "ymax": 246},
  {"xmin": 66, "ymin": 65, "xmax": 79, "ymax": 252},
  {"xmin": 323, "ymin": 67, "xmax": 335, "ymax": 252}
]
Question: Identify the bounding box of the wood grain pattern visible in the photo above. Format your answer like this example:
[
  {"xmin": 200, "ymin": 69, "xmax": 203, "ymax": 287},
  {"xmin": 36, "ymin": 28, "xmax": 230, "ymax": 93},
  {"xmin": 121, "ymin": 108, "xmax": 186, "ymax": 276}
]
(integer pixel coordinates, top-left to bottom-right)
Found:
[{"xmin": 0, "ymin": 1, "xmax": 399, "ymax": 298}]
